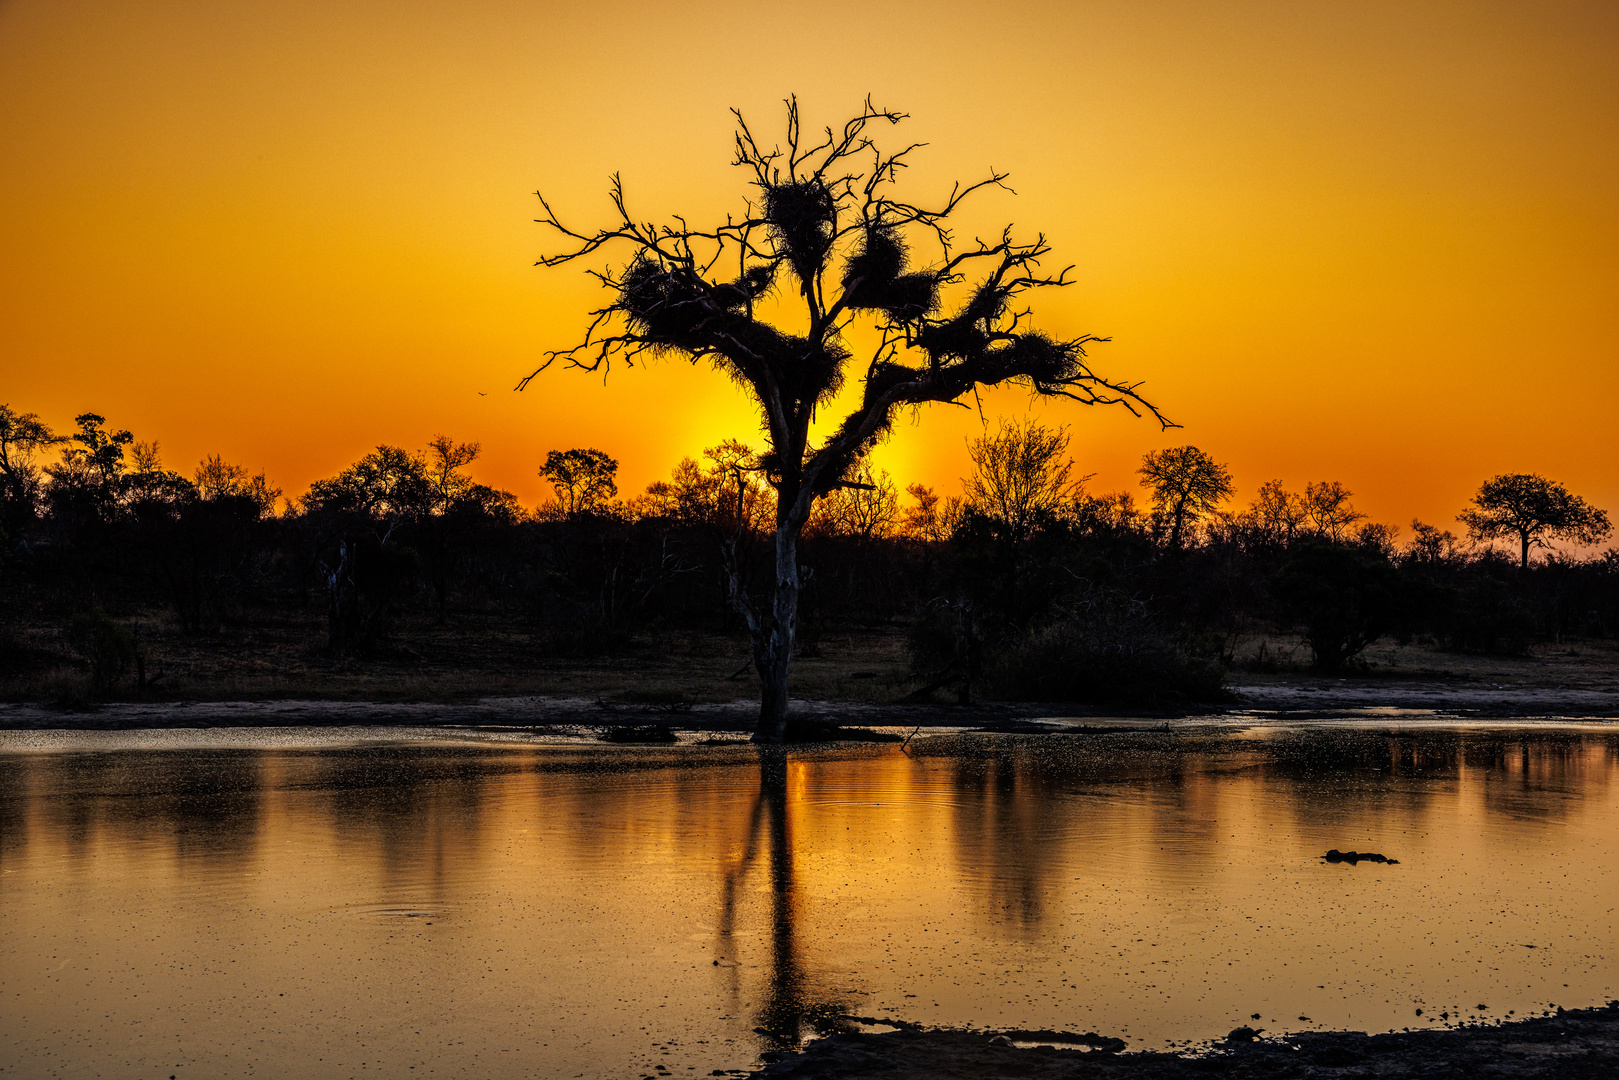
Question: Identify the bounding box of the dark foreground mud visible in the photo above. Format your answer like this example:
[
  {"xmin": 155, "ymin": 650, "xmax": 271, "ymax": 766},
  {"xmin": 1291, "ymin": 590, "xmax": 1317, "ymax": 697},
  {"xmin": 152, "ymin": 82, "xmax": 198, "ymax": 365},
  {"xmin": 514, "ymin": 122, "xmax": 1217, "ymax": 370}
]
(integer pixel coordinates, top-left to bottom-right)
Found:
[{"xmin": 753, "ymin": 1004, "xmax": 1619, "ymax": 1079}]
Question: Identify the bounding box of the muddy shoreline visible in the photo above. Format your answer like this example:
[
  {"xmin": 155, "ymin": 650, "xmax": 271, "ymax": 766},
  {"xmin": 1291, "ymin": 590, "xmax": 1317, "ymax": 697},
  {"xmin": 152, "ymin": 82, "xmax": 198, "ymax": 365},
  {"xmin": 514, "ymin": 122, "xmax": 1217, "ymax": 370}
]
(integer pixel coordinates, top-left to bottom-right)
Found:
[{"xmin": 754, "ymin": 1003, "xmax": 1619, "ymax": 1078}]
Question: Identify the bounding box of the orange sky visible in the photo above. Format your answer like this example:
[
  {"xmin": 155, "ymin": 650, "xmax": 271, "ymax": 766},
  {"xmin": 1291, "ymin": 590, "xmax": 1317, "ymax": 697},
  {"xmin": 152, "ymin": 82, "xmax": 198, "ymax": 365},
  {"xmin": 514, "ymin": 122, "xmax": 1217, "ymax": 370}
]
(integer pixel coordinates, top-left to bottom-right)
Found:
[{"xmin": 2, "ymin": 0, "xmax": 1615, "ymax": 536}]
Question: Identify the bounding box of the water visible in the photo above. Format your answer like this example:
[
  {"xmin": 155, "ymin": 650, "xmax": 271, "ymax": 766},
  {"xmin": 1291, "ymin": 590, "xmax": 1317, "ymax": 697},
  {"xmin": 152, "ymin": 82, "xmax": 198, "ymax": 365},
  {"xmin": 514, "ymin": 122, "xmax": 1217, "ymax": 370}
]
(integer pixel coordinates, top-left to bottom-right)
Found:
[{"xmin": 1, "ymin": 722, "xmax": 1616, "ymax": 1078}]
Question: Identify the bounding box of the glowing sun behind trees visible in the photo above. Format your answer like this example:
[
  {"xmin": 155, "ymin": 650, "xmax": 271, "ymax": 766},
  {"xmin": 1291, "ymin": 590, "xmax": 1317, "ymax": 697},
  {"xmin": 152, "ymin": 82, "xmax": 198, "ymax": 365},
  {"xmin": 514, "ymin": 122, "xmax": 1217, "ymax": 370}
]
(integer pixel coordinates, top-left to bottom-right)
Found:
[{"xmin": 521, "ymin": 98, "xmax": 1172, "ymax": 742}]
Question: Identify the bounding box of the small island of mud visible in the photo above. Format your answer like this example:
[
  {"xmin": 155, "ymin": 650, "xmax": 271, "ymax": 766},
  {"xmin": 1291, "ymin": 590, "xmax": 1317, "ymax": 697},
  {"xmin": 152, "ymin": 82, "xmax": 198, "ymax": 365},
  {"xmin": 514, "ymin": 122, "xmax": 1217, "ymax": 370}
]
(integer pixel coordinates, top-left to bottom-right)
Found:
[{"xmin": 754, "ymin": 1003, "xmax": 1619, "ymax": 1078}]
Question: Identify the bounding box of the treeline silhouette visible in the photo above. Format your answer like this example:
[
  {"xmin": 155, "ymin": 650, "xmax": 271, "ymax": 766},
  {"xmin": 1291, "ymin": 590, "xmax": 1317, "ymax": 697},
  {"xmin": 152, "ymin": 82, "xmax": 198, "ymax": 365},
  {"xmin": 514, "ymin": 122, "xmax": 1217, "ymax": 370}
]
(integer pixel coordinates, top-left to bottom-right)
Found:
[{"xmin": 1, "ymin": 404, "xmax": 1614, "ymax": 703}]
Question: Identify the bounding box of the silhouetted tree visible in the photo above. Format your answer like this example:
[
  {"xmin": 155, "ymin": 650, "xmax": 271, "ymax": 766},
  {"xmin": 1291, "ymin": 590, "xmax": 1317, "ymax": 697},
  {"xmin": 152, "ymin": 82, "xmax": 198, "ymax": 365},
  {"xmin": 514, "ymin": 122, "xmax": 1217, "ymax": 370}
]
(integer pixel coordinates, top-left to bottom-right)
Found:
[
  {"xmin": 303, "ymin": 445, "xmax": 432, "ymax": 652},
  {"xmin": 1239, "ymin": 479, "xmax": 1308, "ymax": 547},
  {"xmin": 523, "ymin": 98, "xmax": 1169, "ymax": 740},
  {"xmin": 962, "ymin": 418, "xmax": 1082, "ymax": 543},
  {"xmin": 1138, "ymin": 445, "xmax": 1232, "ymax": 550},
  {"xmin": 1459, "ymin": 473, "xmax": 1612, "ymax": 569},
  {"xmin": 0, "ymin": 404, "xmax": 64, "ymax": 531},
  {"xmin": 949, "ymin": 419, "xmax": 1084, "ymax": 630},
  {"xmin": 899, "ymin": 483, "xmax": 960, "ymax": 544},
  {"xmin": 811, "ymin": 461, "xmax": 898, "ymax": 539},
  {"xmin": 1301, "ymin": 480, "xmax": 1365, "ymax": 542},
  {"xmin": 46, "ymin": 413, "xmax": 133, "ymax": 520},
  {"xmin": 39, "ymin": 414, "xmax": 140, "ymax": 588},
  {"xmin": 122, "ymin": 448, "xmax": 277, "ymax": 634},
  {"xmin": 539, "ymin": 448, "xmax": 619, "ymax": 516},
  {"xmin": 417, "ymin": 438, "xmax": 519, "ymax": 617},
  {"xmin": 1405, "ymin": 520, "xmax": 1462, "ymax": 566},
  {"xmin": 194, "ymin": 453, "xmax": 282, "ymax": 515}
]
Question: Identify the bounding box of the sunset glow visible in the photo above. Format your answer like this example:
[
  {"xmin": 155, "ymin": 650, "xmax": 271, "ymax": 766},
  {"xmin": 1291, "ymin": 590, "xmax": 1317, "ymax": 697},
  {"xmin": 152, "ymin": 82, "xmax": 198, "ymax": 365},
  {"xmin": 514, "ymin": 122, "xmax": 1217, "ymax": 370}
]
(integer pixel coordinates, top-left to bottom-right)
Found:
[{"xmin": 2, "ymin": 0, "xmax": 1614, "ymax": 526}]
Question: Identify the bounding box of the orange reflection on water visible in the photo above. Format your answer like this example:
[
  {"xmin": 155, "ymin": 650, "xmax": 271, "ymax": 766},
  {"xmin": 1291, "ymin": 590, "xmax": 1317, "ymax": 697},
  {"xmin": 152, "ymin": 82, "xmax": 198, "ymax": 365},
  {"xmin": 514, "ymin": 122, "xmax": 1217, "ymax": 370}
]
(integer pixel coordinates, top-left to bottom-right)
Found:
[{"xmin": 1, "ymin": 727, "xmax": 1616, "ymax": 1078}]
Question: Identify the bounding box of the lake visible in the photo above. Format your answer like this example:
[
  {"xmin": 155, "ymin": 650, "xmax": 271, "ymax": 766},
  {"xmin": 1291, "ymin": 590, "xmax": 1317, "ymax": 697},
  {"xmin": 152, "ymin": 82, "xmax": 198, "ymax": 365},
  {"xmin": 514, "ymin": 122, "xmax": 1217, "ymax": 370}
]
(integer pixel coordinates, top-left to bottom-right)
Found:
[{"xmin": 2, "ymin": 722, "xmax": 1616, "ymax": 1078}]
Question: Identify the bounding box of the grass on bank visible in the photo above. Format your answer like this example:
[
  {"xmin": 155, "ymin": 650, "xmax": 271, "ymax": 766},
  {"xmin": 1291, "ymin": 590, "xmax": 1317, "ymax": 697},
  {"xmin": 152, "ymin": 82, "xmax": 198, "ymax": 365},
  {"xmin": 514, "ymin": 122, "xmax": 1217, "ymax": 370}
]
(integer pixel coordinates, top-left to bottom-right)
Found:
[{"xmin": 2, "ymin": 606, "xmax": 1616, "ymax": 707}]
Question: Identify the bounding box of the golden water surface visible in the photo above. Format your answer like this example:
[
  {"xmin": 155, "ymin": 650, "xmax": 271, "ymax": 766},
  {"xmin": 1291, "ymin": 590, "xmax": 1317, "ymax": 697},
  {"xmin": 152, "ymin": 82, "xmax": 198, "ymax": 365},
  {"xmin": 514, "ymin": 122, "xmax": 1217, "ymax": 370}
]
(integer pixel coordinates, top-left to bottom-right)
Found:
[{"xmin": 1, "ymin": 725, "xmax": 1615, "ymax": 1078}]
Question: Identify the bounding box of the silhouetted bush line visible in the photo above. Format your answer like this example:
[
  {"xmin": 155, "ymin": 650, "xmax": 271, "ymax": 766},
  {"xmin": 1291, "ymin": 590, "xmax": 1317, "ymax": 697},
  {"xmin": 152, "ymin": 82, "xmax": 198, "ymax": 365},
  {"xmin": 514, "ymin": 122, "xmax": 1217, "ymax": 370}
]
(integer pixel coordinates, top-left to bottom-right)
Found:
[{"xmin": 0, "ymin": 405, "xmax": 1615, "ymax": 702}]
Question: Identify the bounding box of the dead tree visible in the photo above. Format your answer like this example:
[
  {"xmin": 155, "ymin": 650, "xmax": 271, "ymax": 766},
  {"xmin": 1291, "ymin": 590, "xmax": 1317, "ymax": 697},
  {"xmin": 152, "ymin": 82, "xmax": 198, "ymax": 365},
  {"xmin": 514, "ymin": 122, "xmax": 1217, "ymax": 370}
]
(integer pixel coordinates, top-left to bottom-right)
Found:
[{"xmin": 521, "ymin": 97, "xmax": 1172, "ymax": 741}]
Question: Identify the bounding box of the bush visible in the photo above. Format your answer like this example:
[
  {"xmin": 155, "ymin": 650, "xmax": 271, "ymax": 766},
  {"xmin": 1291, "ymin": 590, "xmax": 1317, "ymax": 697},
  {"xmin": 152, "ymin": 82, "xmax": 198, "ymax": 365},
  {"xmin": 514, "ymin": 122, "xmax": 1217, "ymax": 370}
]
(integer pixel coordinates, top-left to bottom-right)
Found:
[
  {"xmin": 986, "ymin": 617, "xmax": 1226, "ymax": 706},
  {"xmin": 1445, "ymin": 575, "xmax": 1536, "ymax": 654},
  {"xmin": 65, "ymin": 608, "xmax": 140, "ymax": 696},
  {"xmin": 905, "ymin": 601, "xmax": 986, "ymax": 703},
  {"xmin": 1272, "ymin": 543, "xmax": 1400, "ymax": 672}
]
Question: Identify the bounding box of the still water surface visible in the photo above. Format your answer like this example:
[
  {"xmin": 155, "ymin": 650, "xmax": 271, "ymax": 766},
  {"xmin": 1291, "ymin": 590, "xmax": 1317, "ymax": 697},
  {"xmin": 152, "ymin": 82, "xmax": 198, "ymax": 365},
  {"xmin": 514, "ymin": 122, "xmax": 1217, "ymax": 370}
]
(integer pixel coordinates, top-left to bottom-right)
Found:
[{"xmin": 2, "ymin": 724, "xmax": 1616, "ymax": 1078}]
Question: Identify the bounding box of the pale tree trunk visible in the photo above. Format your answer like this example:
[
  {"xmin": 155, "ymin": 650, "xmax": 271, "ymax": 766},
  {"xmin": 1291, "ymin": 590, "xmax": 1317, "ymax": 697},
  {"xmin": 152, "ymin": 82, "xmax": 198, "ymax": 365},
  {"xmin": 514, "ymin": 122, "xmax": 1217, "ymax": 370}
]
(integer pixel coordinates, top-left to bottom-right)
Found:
[{"xmin": 752, "ymin": 524, "xmax": 800, "ymax": 743}]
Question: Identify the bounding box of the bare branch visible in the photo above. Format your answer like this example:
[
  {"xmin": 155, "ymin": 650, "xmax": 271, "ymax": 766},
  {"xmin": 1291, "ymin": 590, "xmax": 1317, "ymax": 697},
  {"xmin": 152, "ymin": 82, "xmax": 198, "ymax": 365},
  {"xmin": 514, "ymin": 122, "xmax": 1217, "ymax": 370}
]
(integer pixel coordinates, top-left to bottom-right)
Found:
[{"xmin": 525, "ymin": 96, "xmax": 1173, "ymax": 538}]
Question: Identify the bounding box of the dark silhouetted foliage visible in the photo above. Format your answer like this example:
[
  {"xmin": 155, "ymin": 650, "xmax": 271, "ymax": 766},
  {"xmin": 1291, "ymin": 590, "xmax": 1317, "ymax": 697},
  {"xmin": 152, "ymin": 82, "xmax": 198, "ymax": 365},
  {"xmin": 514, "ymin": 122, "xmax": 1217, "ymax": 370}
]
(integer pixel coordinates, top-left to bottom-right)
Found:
[
  {"xmin": 1273, "ymin": 542, "xmax": 1401, "ymax": 672},
  {"xmin": 1, "ymin": 404, "xmax": 1615, "ymax": 706}
]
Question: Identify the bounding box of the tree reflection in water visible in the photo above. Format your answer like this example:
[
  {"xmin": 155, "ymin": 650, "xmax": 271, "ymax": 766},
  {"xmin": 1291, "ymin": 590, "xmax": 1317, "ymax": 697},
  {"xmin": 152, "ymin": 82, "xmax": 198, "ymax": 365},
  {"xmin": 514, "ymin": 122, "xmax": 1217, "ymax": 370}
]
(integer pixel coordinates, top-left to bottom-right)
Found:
[
  {"xmin": 714, "ymin": 748, "xmax": 854, "ymax": 1053},
  {"xmin": 4, "ymin": 726, "xmax": 1618, "ymax": 1080}
]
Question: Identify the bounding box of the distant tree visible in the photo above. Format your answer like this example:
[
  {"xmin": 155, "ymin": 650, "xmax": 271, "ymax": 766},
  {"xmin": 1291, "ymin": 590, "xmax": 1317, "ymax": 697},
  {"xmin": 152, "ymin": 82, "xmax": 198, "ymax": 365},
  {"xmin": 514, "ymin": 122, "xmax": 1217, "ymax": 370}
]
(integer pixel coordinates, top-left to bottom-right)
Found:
[
  {"xmin": 303, "ymin": 445, "xmax": 430, "ymax": 531},
  {"xmin": 1405, "ymin": 519, "xmax": 1461, "ymax": 566},
  {"xmin": 1241, "ymin": 479, "xmax": 1308, "ymax": 545},
  {"xmin": 540, "ymin": 448, "xmax": 619, "ymax": 517},
  {"xmin": 128, "ymin": 439, "xmax": 162, "ymax": 476},
  {"xmin": 65, "ymin": 413, "xmax": 133, "ymax": 485},
  {"xmin": 1072, "ymin": 490, "xmax": 1144, "ymax": 537},
  {"xmin": 304, "ymin": 441, "xmax": 519, "ymax": 634},
  {"xmin": 632, "ymin": 441, "xmax": 772, "ymax": 534},
  {"xmin": 117, "ymin": 446, "xmax": 279, "ymax": 636},
  {"xmin": 626, "ymin": 441, "xmax": 774, "ymax": 631},
  {"xmin": 1352, "ymin": 521, "xmax": 1400, "ymax": 557},
  {"xmin": 0, "ymin": 404, "xmax": 65, "ymax": 526},
  {"xmin": 1301, "ymin": 480, "xmax": 1365, "ymax": 542},
  {"xmin": 962, "ymin": 419, "xmax": 1083, "ymax": 543},
  {"xmin": 813, "ymin": 461, "xmax": 899, "ymax": 539},
  {"xmin": 44, "ymin": 413, "xmax": 136, "ymax": 528},
  {"xmin": 195, "ymin": 454, "xmax": 282, "ymax": 517},
  {"xmin": 417, "ymin": 439, "xmax": 519, "ymax": 617},
  {"xmin": 1458, "ymin": 473, "xmax": 1613, "ymax": 569},
  {"xmin": 303, "ymin": 446, "xmax": 434, "ymax": 652},
  {"xmin": 900, "ymin": 483, "xmax": 961, "ymax": 544},
  {"xmin": 122, "ymin": 440, "xmax": 196, "ymax": 508},
  {"xmin": 424, "ymin": 436, "xmax": 481, "ymax": 506},
  {"xmin": 524, "ymin": 98, "xmax": 1169, "ymax": 740},
  {"xmin": 1137, "ymin": 445, "xmax": 1232, "ymax": 550}
]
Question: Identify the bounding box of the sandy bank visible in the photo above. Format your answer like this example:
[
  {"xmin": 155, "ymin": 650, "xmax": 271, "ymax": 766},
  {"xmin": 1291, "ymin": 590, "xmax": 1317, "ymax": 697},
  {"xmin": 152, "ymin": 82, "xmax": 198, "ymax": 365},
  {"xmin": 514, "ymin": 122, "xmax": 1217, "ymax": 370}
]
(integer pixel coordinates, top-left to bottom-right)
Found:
[
  {"xmin": 1231, "ymin": 682, "xmax": 1619, "ymax": 717},
  {"xmin": 1, "ymin": 681, "xmax": 1616, "ymax": 734}
]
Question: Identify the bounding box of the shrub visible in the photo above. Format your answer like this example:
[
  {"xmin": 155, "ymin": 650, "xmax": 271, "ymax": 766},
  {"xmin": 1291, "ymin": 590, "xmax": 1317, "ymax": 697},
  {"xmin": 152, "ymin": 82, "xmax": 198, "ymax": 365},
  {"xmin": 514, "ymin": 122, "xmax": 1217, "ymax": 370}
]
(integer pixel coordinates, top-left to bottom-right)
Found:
[
  {"xmin": 65, "ymin": 608, "xmax": 140, "ymax": 696},
  {"xmin": 1272, "ymin": 542, "xmax": 1400, "ymax": 672},
  {"xmin": 986, "ymin": 617, "xmax": 1226, "ymax": 706}
]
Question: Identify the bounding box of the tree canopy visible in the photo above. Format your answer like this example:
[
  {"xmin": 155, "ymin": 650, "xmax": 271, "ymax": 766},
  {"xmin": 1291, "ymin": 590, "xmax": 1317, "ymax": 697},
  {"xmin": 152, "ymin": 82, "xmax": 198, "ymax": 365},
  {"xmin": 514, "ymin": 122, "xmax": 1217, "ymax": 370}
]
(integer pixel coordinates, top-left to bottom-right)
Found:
[
  {"xmin": 962, "ymin": 418, "xmax": 1082, "ymax": 543},
  {"xmin": 540, "ymin": 448, "xmax": 620, "ymax": 517},
  {"xmin": 1459, "ymin": 473, "xmax": 1612, "ymax": 568},
  {"xmin": 1137, "ymin": 445, "xmax": 1232, "ymax": 550}
]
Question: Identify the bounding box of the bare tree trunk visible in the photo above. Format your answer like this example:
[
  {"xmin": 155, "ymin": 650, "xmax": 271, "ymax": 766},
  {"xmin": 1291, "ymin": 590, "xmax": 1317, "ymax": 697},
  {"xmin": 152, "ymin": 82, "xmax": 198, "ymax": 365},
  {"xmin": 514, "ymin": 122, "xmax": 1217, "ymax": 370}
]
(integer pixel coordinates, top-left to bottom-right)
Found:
[
  {"xmin": 752, "ymin": 525, "xmax": 800, "ymax": 744},
  {"xmin": 324, "ymin": 538, "xmax": 357, "ymax": 655},
  {"xmin": 1519, "ymin": 530, "xmax": 1530, "ymax": 570},
  {"xmin": 956, "ymin": 601, "xmax": 973, "ymax": 705}
]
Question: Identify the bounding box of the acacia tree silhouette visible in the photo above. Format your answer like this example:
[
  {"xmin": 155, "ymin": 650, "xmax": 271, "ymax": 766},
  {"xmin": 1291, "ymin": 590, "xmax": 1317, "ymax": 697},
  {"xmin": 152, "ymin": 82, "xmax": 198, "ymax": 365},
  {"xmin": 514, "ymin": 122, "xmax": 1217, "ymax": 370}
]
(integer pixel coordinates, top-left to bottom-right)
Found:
[
  {"xmin": 1459, "ymin": 473, "xmax": 1612, "ymax": 569},
  {"xmin": 523, "ymin": 97, "xmax": 1171, "ymax": 741}
]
